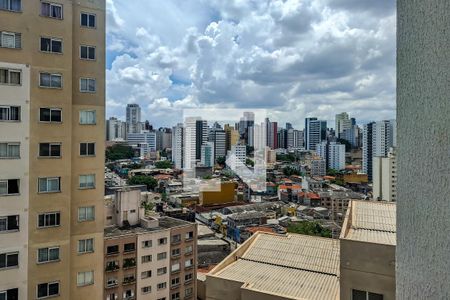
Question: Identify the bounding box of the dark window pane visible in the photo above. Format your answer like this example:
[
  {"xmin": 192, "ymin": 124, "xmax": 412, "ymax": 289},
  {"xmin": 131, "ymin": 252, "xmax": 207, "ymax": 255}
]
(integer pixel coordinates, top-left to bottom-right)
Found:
[
  {"xmin": 7, "ymin": 215, "xmax": 19, "ymax": 230},
  {"xmin": 88, "ymin": 143, "xmax": 95, "ymax": 155},
  {"xmin": 41, "ymin": 3, "xmax": 50, "ymax": 16},
  {"xmin": 352, "ymin": 289, "xmax": 366, "ymax": 300},
  {"xmin": 48, "ymin": 283, "xmax": 59, "ymax": 295},
  {"xmin": 51, "ymin": 110, "xmax": 61, "ymax": 122},
  {"xmin": 40, "ymin": 144, "xmax": 49, "ymax": 156},
  {"xmin": 49, "ymin": 214, "xmax": 56, "ymax": 225},
  {"xmin": 50, "ymin": 145, "xmax": 60, "ymax": 157},
  {"xmin": 51, "ymin": 40, "xmax": 62, "ymax": 53},
  {"xmin": 89, "ymin": 15, "xmax": 95, "ymax": 27},
  {"xmin": 81, "ymin": 46, "xmax": 87, "ymax": 58},
  {"xmin": 81, "ymin": 13, "xmax": 88, "ymax": 26},
  {"xmin": 40, "ymin": 108, "xmax": 50, "ymax": 121},
  {"xmin": 37, "ymin": 283, "xmax": 48, "ymax": 298},
  {"xmin": 369, "ymin": 293, "xmax": 383, "ymax": 300},
  {"xmin": 8, "ymin": 179, "xmax": 19, "ymax": 194},
  {"xmin": 56, "ymin": 213, "xmax": 60, "ymax": 225},
  {"xmin": 80, "ymin": 143, "xmax": 86, "ymax": 155},
  {"xmin": 38, "ymin": 215, "xmax": 44, "ymax": 227},
  {"xmin": 41, "ymin": 38, "xmax": 51, "ymax": 52},
  {"xmin": 0, "ymin": 254, "xmax": 5, "ymax": 268},
  {"xmin": 7, "ymin": 253, "xmax": 18, "ymax": 267},
  {"xmin": 88, "ymin": 47, "xmax": 95, "ymax": 59},
  {"xmin": 7, "ymin": 288, "xmax": 19, "ymax": 300}
]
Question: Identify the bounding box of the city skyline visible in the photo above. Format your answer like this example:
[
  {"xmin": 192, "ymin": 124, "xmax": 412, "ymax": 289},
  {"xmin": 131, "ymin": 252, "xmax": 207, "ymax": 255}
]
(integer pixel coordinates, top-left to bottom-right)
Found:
[{"xmin": 105, "ymin": 0, "xmax": 396, "ymax": 128}]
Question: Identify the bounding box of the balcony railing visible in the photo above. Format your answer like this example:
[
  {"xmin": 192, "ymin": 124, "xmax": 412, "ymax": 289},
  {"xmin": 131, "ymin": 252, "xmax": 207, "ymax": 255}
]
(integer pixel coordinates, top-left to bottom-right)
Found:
[
  {"xmin": 105, "ymin": 264, "xmax": 120, "ymax": 272},
  {"xmin": 122, "ymin": 277, "xmax": 136, "ymax": 286},
  {"xmin": 123, "ymin": 258, "xmax": 136, "ymax": 269}
]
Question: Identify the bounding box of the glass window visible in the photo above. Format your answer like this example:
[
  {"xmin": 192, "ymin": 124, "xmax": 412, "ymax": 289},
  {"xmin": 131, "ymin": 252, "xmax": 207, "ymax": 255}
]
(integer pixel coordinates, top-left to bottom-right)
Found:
[
  {"xmin": 80, "ymin": 78, "xmax": 96, "ymax": 92},
  {"xmin": 38, "ymin": 212, "xmax": 60, "ymax": 228},
  {"xmin": 0, "ymin": 143, "xmax": 20, "ymax": 158},
  {"xmin": 157, "ymin": 252, "xmax": 167, "ymax": 260},
  {"xmin": 80, "ymin": 45, "xmax": 95, "ymax": 60},
  {"xmin": 0, "ymin": 68, "xmax": 21, "ymax": 85},
  {"xmin": 39, "ymin": 73, "xmax": 62, "ymax": 88},
  {"xmin": 38, "ymin": 177, "xmax": 60, "ymax": 193},
  {"xmin": 106, "ymin": 245, "xmax": 119, "ymax": 255},
  {"xmin": 39, "ymin": 108, "xmax": 61, "ymax": 122},
  {"xmin": 0, "ymin": 215, "xmax": 19, "ymax": 232},
  {"xmin": 40, "ymin": 37, "xmax": 62, "ymax": 53},
  {"xmin": 39, "ymin": 143, "xmax": 61, "ymax": 157},
  {"xmin": 0, "ymin": 106, "xmax": 20, "ymax": 121},
  {"xmin": 0, "ymin": 288, "xmax": 19, "ymax": 300},
  {"xmin": 41, "ymin": 2, "xmax": 62, "ymax": 19},
  {"xmin": 79, "ymin": 174, "xmax": 95, "ymax": 189},
  {"xmin": 0, "ymin": 252, "xmax": 19, "ymax": 269},
  {"xmin": 79, "ymin": 110, "xmax": 96, "ymax": 124},
  {"xmin": 124, "ymin": 243, "xmax": 135, "ymax": 252},
  {"xmin": 78, "ymin": 238, "xmax": 94, "ymax": 253},
  {"xmin": 0, "ymin": 179, "xmax": 19, "ymax": 195},
  {"xmin": 0, "ymin": 0, "xmax": 21, "ymax": 12},
  {"xmin": 78, "ymin": 206, "xmax": 95, "ymax": 222},
  {"xmin": 142, "ymin": 240, "xmax": 152, "ymax": 248},
  {"xmin": 38, "ymin": 247, "xmax": 59, "ymax": 263},
  {"xmin": 37, "ymin": 282, "xmax": 59, "ymax": 299},
  {"xmin": 81, "ymin": 12, "xmax": 96, "ymax": 28},
  {"xmin": 157, "ymin": 267, "xmax": 167, "ymax": 275},
  {"xmin": 157, "ymin": 282, "xmax": 167, "ymax": 290},
  {"xmin": 80, "ymin": 143, "xmax": 95, "ymax": 156},
  {"xmin": 0, "ymin": 31, "xmax": 20, "ymax": 49},
  {"xmin": 77, "ymin": 271, "xmax": 94, "ymax": 286}
]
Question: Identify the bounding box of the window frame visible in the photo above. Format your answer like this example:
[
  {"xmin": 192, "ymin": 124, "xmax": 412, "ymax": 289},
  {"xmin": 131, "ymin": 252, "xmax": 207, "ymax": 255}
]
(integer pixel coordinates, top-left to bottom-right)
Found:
[
  {"xmin": 38, "ymin": 177, "xmax": 61, "ymax": 193},
  {"xmin": 39, "ymin": 72, "xmax": 62, "ymax": 89},
  {"xmin": 38, "ymin": 142, "xmax": 61, "ymax": 158},
  {"xmin": 79, "ymin": 110, "xmax": 96, "ymax": 125},
  {"xmin": 77, "ymin": 270, "xmax": 94, "ymax": 287},
  {"xmin": 78, "ymin": 238, "xmax": 94, "ymax": 254},
  {"xmin": 37, "ymin": 246, "xmax": 60, "ymax": 264},
  {"xmin": 0, "ymin": 105, "xmax": 20, "ymax": 122},
  {"xmin": 0, "ymin": 142, "xmax": 20, "ymax": 159},
  {"xmin": 80, "ymin": 45, "xmax": 96, "ymax": 60},
  {"xmin": 0, "ymin": 31, "xmax": 21, "ymax": 49},
  {"xmin": 0, "ymin": 68, "xmax": 21, "ymax": 85},
  {"xmin": 37, "ymin": 212, "xmax": 61, "ymax": 228},
  {"xmin": 0, "ymin": 215, "xmax": 19, "ymax": 232},
  {"xmin": 79, "ymin": 142, "xmax": 95, "ymax": 157},
  {"xmin": 79, "ymin": 174, "xmax": 95, "ymax": 189},
  {"xmin": 79, "ymin": 77, "xmax": 96, "ymax": 93},
  {"xmin": 77, "ymin": 206, "xmax": 95, "ymax": 222},
  {"xmin": 80, "ymin": 12, "xmax": 96, "ymax": 28},
  {"xmin": 36, "ymin": 281, "xmax": 60, "ymax": 299},
  {"xmin": 39, "ymin": 107, "xmax": 62, "ymax": 123},
  {"xmin": 40, "ymin": 36, "xmax": 63, "ymax": 54},
  {"xmin": 0, "ymin": 179, "xmax": 20, "ymax": 196},
  {"xmin": 0, "ymin": 288, "xmax": 19, "ymax": 300},
  {"xmin": 0, "ymin": 0, "xmax": 22, "ymax": 12},
  {"xmin": 0, "ymin": 251, "xmax": 19, "ymax": 269},
  {"xmin": 40, "ymin": 1, "xmax": 63, "ymax": 19}
]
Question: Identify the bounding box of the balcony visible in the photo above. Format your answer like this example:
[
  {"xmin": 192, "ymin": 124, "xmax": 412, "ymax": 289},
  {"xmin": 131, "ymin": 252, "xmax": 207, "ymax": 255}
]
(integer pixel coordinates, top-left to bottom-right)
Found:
[
  {"xmin": 171, "ymin": 283, "xmax": 181, "ymax": 290},
  {"xmin": 123, "ymin": 258, "xmax": 136, "ymax": 270},
  {"xmin": 122, "ymin": 277, "xmax": 136, "ymax": 286},
  {"xmin": 105, "ymin": 281, "xmax": 118, "ymax": 289},
  {"xmin": 105, "ymin": 264, "xmax": 120, "ymax": 272}
]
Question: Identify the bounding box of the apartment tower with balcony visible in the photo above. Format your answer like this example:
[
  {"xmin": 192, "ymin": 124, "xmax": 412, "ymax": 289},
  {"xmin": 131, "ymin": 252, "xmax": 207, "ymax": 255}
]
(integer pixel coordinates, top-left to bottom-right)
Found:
[{"xmin": 0, "ymin": 0, "xmax": 105, "ymax": 299}]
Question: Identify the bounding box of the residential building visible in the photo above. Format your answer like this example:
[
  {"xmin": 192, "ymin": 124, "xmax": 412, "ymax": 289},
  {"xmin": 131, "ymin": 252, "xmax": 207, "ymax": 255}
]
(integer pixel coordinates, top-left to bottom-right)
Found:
[
  {"xmin": 203, "ymin": 233, "xmax": 340, "ymax": 299},
  {"xmin": 310, "ymin": 158, "xmax": 326, "ymax": 177},
  {"xmin": 156, "ymin": 127, "xmax": 172, "ymax": 151},
  {"xmin": 265, "ymin": 118, "xmax": 278, "ymax": 149},
  {"xmin": 198, "ymin": 182, "xmax": 236, "ymax": 206},
  {"xmin": 104, "ymin": 187, "xmax": 197, "ymax": 300},
  {"xmin": 126, "ymin": 104, "xmax": 141, "ymax": 134},
  {"xmin": 238, "ymin": 112, "xmax": 254, "ymax": 144},
  {"xmin": 373, "ymin": 148, "xmax": 397, "ymax": 202},
  {"xmin": 362, "ymin": 120, "xmax": 396, "ymax": 181},
  {"xmin": 316, "ymin": 141, "xmax": 346, "ymax": 170},
  {"xmin": 127, "ymin": 131, "xmax": 156, "ymax": 157},
  {"xmin": 183, "ymin": 118, "xmax": 207, "ymax": 170},
  {"xmin": 305, "ymin": 118, "xmax": 327, "ymax": 150},
  {"xmin": 335, "ymin": 112, "xmax": 352, "ymax": 139},
  {"xmin": 200, "ymin": 142, "xmax": 214, "ymax": 168},
  {"xmin": 171, "ymin": 123, "xmax": 183, "ymax": 169},
  {"xmin": 106, "ymin": 117, "xmax": 127, "ymax": 141},
  {"xmin": 277, "ymin": 128, "xmax": 287, "ymax": 149},
  {"xmin": 340, "ymin": 201, "xmax": 396, "ymax": 300},
  {"xmin": 226, "ymin": 145, "xmax": 246, "ymax": 171},
  {"xmin": 224, "ymin": 124, "xmax": 239, "ymax": 151},
  {"xmin": 0, "ymin": 1, "xmax": 106, "ymax": 299},
  {"xmin": 208, "ymin": 128, "xmax": 226, "ymax": 163}
]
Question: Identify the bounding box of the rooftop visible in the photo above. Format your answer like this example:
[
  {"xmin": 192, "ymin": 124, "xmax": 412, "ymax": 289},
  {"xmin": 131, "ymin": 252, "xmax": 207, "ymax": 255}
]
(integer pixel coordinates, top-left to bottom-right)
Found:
[
  {"xmin": 208, "ymin": 232, "xmax": 340, "ymax": 299},
  {"xmin": 341, "ymin": 200, "xmax": 396, "ymax": 245}
]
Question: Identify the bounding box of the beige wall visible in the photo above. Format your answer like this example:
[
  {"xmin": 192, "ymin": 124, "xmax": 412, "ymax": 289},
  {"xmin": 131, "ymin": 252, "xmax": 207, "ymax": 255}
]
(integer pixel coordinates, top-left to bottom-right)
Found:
[
  {"xmin": 340, "ymin": 239, "xmax": 396, "ymax": 300},
  {"xmin": 0, "ymin": 61, "xmax": 30, "ymax": 299}
]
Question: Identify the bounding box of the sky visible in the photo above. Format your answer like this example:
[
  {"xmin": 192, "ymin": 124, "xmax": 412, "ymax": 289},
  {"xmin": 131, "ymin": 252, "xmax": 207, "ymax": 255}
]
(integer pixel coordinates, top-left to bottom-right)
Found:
[{"xmin": 105, "ymin": 0, "xmax": 396, "ymax": 129}]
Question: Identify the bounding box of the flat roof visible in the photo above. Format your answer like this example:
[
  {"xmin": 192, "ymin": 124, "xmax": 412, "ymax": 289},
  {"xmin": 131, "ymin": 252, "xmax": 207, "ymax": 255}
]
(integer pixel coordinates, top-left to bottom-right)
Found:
[
  {"xmin": 208, "ymin": 232, "xmax": 340, "ymax": 299},
  {"xmin": 342, "ymin": 200, "xmax": 396, "ymax": 245}
]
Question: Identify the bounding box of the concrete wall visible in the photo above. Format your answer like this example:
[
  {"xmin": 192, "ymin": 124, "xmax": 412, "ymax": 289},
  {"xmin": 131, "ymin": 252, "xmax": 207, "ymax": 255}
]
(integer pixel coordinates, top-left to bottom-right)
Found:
[
  {"xmin": 397, "ymin": 1, "xmax": 450, "ymax": 298},
  {"xmin": 340, "ymin": 239, "xmax": 395, "ymax": 300}
]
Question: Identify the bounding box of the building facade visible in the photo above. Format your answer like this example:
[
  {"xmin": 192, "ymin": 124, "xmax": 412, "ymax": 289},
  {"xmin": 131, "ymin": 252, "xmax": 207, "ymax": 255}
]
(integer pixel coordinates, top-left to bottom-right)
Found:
[
  {"xmin": 126, "ymin": 104, "xmax": 141, "ymax": 134},
  {"xmin": 200, "ymin": 142, "xmax": 214, "ymax": 168},
  {"xmin": 0, "ymin": 1, "xmax": 106, "ymax": 299},
  {"xmin": 171, "ymin": 123, "xmax": 184, "ymax": 169},
  {"xmin": 373, "ymin": 148, "xmax": 397, "ymax": 202},
  {"xmin": 316, "ymin": 141, "xmax": 346, "ymax": 171},
  {"xmin": 305, "ymin": 118, "xmax": 327, "ymax": 151},
  {"xmin": 106, "ymin": 117, "xmax": 127, "ymax": 141}
]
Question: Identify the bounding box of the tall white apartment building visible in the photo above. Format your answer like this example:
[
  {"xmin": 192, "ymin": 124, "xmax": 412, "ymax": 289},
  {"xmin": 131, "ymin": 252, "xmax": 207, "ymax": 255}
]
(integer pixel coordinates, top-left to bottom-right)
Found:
[
  {"xmin": 171, "ymin": 123, "xmax": 184, "ymax": 169},
  {"xmin": 373, "ymin": 148, "xmax": 397, "ymax": 202},
  {"xmin": 127, "ymin": 131, "xmax": 156, "ymax": 156},
  {"xmin": 316, "ymin": 142, "xmax": 346, "ymax": 171},
  {"xmin": 335, "ymin": 112, "xmax": 351, "ymax": 139},
  {"xmin": 126, "ymin": 104, "xmax": 141, "ymax": 134},
  {"xmin": 106, "ymin": 117, "xmax": 127, "ymax": 141},
  {"xmin": 226, "ymin": 145, "xmax": 247, "ymax": 171}
]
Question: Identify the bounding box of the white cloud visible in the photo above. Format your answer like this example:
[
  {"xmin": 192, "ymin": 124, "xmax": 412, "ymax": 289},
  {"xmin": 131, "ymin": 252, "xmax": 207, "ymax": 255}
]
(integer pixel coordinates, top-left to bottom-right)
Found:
[{"xmin": 106, "ymin": 0, "xmax": 396, "ymax": 128}]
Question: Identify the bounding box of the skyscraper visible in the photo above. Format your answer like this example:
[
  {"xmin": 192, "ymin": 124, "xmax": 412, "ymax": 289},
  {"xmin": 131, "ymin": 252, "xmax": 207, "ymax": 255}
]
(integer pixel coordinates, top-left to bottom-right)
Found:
[
  {"xmin": 106, "ymin": 117, "xmax": 127, "ymax": 141},
  {"xmin": 305, "ymin": 118, "xmax": 327, "ymax": 150},
  {"xmin": 265, "ymin": 118, "xmax": 278, "ymax": 149},
  {"xmin": 363, "ymin": 120, "xmax": 396, "ymax": 181},
  {"xmin": 171, "ymin": 123, "xmax": 184, "ymax": 169},
  {"xmin": 335, "ymin": 112, "xmax": 351, "ymax": 139},
  {"xmin": 201, "ymin": 142, "xmax": 214, "ymax": 167},
  {"xmin": 0, "ymin": 1, "xmax": 105, "ymax": 299},
  {"xmin": 126, "ymin": 104, "xmax": 141, "ymax": 134},
  {"xmin": 208, "ymin": 128, "xmax": 226, "ymax": 163},
  {"xmin": 373, "ymin": 148, "xmax": 397, "ymax": 202}
]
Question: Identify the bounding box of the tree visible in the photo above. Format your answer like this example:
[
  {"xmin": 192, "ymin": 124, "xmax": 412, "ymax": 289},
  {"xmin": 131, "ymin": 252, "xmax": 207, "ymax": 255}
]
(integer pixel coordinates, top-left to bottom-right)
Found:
[
  {"xmin": 246, "ymin": 145, "xmax": 254, "ymax": 156},
  {"xmin": 106, "ymin": 144, "xmax": 134, "ymax": 161},
  {"xmin": 327, "ymin": 168, "xmax": 339, "ymax": 176},
  {"xmin": 216, "ymin": 156, "xmax": 226, "ymax": 166},
  {"xmin": 128, "ymin": 175, "xmax": 157, "ymax": 191},
  {"xmin": 155, "ymin": 160, "xmax": 172, "ymax": 169},
  {"xmin": 287, "ymin": 221, "xmax": 332, "ymax": 238},
  {"xmin": 246, "ymin": 158, "xmax": 254, "ymax": 167},
  {"xmin": 276, "ymin": 153, "xmax": 296, "ymax": 162},
  {"xmin": 283, "ymin": 166, "xmax": 301, "ymax": 176}
]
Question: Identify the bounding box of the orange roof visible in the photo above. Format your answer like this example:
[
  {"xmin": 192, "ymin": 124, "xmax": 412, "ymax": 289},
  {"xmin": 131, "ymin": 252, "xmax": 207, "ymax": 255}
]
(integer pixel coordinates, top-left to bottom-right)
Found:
[
  {"xmin": 281, "ymin": 178, "xmax": 293, "ymax": 183},
  {"xmin": 298, "ymin": 192, "xmax": 320, "ymax": 200},
  {"xmin": 154, "ymin": 174, "xmax": 172, "ymax": 180},
  {"xmin": 279, "ymin": 184, "xmax": 301, "ymax": 190},
  {"xmin": 323, "ymin": 176, "xmax": 336, "ymax": 180},
  {"xmin": 266, "ymin": 182, "xmax": 276, "ymax": 187},
  {"xmin": 246, "ymin": 227, "xmax": 275, "ymax": 234},
  {"xmin": 345, "ymin": 165, "xmax": 361, "ymax": 170}
]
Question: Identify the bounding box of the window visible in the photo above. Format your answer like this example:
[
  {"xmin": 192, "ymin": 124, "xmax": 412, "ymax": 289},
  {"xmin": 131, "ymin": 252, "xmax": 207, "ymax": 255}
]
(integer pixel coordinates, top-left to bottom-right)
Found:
[
  {"xmin": 185, "ymin": 273, "xmax": 193, "ymax": 282},
  {"xmin": 123, "ymin": 289, "xmax": 134, "ymax": 299},
  {"xmin": 0, "ymin": 68, "xmax": 21, "ymax": 85},
  {"xmin": 123, "ymin": 275, "xmax": 135, "ymax": 284},
  {"xmin": 78, "ymin": 206, "xmax": 95, "ymax": 222},
  {"xmin": 185, "ymin": 245, "xmax": 193, "ymax": 255},
  {"xmin": 352, "ymin": 289, "xmax": 384, "ymax": 300},
  {"xmin": 79, "ymin": 110, "xmax": 96, "ymax": 124},
  {"xmin": 171, "ymin": 262, "xmax": 180, "ymax": 273},
  {"xmin": 80, "ymin": 143, "xmax": 95, "ymax": 156},
  {"xmin": 37, "ymin": 247, "xmax": 59, "ymax": 263},
  {"xmin": 0, "ymin": 252, "xmax": 18, "ymax": 269},
  {"xmin": 0, "ymin": 143, "xmax": 19, "ymax": 158},
  {"xmin": 77, "ymin": 271, "xmax": 94, "ymax": 286},
  {"xmin": 0, "ymin": 215, "xmax": 19, "ymax": 232},
  {"xmin": 141, "ymin": 255, "xmax": 152, "ymax": 263},
  {"xmin": 157, "ymin": 267, "xmax": 166, "ymax": 275},
  {"xmin": 39, "ymin": 108, "xmax": 61, "ymax": 122},
  {"xmin": 80, "ymin": 45, "xmax": 95, "ymax": 60},
  {"xmin": 40, "ymin": 37, "xmax": 62, "ymax": 53},
  {"xmin": 142, "ymin": 286, "xmax": 151, "ymax": 294},
  {"xmin": 123, "ymin": 257, "xmax": 136, "ymax": 268},
  {"xmin": 171, "ymin": 234, "xmax": 181, "ymax": 244},
  {"xmin": 106, "ymin": 278, "xmax": 118, "ymax": 288},
  {"xmin": 171, "ymin": 278, "xmax": 180, "ymax": 287},
  {"xmin": 78, "ymin": 238, "xmax": 94, "ymax": 254},
  {"xmin": 157, "ymin": 282, "xmax": 167, "ymax": 290},
  {"xmin": 79, "ymin": 174, "xmax": 95, "ymax": 189},
  {"xmin": 38, "ymin": 143, "xmax": 61, "ymax": 158},
  {"xmin": 105, "ymin": 260, "xmax": 119, "ymax": 272},
  {"xmin": 0, "ymin": 106, "xmax": 20, "ymax": 121},
  {"xmin": 185, "ymin": 287, "xmax": 193, "ymax": 297},
  {"xmin": 0, "ymin": 179, "xmax": 19, "ymax": 195},
  {"xmin": 171, "ymin": 248, "xmax": 180, "ymax": 257},
  {"xmin": 38, "ymin": 212, "xmax": 60, "ymax": 228},
  {"xmin": 0, "ymin": 31, "xmax": 21, "ymax": 48},
  {"xmin": 185, "ymin": 231, "xmax": 194, "ymax": 240},
  {"xmin": 124, "ymin": 243, "xmax": 135, "ymax": 253},
  {"xmin": 0, "ymin": 0, "xmax": 21, "ymax": 12},
  {"xmin": 158, "ymin": 238, "xmax": 167, "ymax": 245},
  {"xmin": 141, "ymin": 270, "xmax": 151, "ymax": 279},
  {"xmin": 38, "ymin": 177, "xmax": 60, "ymax": 193},
  {"xmin": 185, "ymin": 259, "xmax": 193, "ymax": 269},
  {"xmin": 106, "ymin": 245, "xmax": 119, "ymax": 255},
  {"xmin": 41, "ymin": 2, "xmax": 62, "ymax": 19},
  {"xmin": 37, "ymin": 282, "xmax": 59, "ymax": 299},
  {"xmin": 157, "ymin": 252, "xmax": 167, "ymax": 260},
  {"xmin": 39, "ymin": 72, "xmax": 62, "ymax": 88},
  {"xmin": 81, "ymin": 12, "xmax": 96, "ymax": 28},
  {"xmin": 80, "ymin": 78, "xmax": 96, "ymax": 93},
  {"xmin": 171, "ymin": 292, "xmax": 180, "ymax": 300},
  {"xmin": 0, "ymin": 288, "xmax": 18, "ymax": 300},
  {"xmin": 142, "ymin": 240, "xmax": 152, "ymax": 248}
]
